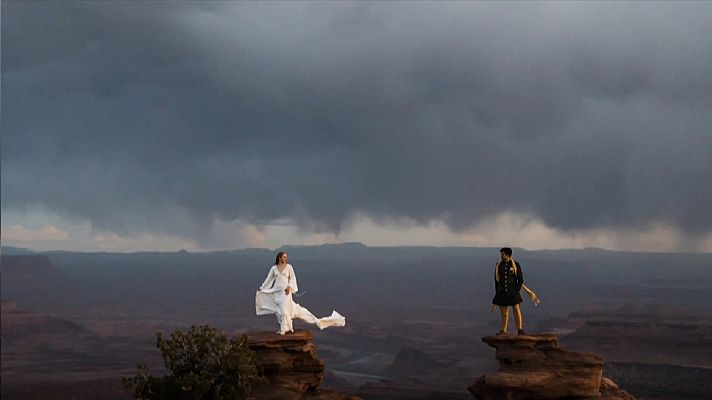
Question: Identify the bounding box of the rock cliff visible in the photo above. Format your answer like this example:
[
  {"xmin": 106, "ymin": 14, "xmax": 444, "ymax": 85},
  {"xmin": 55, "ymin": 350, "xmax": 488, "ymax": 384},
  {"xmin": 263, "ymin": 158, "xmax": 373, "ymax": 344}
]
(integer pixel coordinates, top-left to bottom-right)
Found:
[
  {"xmin": 468, "ymin": 334, "xmax": 634, "ymax": 400},
  {"xmin": 247, "ymin": 329, "xmax": 360, "ymax": 400}
]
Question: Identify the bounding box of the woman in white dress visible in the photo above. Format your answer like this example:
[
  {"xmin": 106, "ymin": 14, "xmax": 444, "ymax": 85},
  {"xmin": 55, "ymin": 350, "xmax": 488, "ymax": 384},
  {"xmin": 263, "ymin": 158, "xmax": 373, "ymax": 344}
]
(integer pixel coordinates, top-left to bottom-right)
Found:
[{"xmin": 255, "ymin": 252, "xmax": 346, "ymax": 335}]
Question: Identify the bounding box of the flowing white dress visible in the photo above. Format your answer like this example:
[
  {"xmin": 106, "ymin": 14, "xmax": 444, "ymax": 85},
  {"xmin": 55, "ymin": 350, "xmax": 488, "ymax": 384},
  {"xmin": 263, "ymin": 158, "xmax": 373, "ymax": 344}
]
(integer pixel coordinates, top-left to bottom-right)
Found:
[{"xmin": 255, "ymin": 264, "xmax": 345, "ymax": 334}]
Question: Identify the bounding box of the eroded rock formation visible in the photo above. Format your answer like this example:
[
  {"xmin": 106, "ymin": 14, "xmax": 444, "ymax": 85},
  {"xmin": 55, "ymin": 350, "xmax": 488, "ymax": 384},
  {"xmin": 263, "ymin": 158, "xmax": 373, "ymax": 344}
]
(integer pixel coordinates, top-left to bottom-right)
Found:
[
  {"xmin": 468, "ymin": 334, "xmax": 634, "ymax": 400},
  {"xmin": 247, "ymin": 329, "xmax": 359, "ymax": 400}
]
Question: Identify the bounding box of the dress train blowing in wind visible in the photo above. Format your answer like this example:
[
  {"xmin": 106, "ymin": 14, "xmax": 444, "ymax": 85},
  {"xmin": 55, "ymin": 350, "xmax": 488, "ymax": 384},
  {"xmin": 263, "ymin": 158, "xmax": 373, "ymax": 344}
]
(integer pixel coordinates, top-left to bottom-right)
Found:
[{"xmin": 255, "ymin": 252, "xmax": 345, "ymax": 335}]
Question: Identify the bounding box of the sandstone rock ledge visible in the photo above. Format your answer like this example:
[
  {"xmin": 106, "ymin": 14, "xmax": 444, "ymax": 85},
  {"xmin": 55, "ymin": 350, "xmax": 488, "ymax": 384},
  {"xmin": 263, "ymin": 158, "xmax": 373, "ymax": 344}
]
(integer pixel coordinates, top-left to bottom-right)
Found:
[
  {"xmin": 468, "ymin": 334, "xmax": 634, "ymax": 400},
  {"xmin": 247, "ymin": 330, "xmax": 360, "ymax": 400}
]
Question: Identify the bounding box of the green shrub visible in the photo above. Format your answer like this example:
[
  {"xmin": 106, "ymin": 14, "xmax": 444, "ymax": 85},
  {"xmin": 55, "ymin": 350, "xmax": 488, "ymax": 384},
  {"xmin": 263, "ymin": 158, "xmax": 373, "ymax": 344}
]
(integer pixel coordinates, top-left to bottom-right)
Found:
[{"xmin": 123, "ymin": 325, "xmax": 263, "ymax": 400}]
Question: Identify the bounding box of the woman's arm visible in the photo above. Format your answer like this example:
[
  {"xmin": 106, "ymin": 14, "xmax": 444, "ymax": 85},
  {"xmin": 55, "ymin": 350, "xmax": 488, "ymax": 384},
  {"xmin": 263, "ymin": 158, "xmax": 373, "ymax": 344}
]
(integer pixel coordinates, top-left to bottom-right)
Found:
[
  {"xmin": 287, "ymin": 265, "xmax": 298, "ymax": 294},
  {"xmin": 259, "ymin": 266, "xmax": 275, "ymax": 291}
]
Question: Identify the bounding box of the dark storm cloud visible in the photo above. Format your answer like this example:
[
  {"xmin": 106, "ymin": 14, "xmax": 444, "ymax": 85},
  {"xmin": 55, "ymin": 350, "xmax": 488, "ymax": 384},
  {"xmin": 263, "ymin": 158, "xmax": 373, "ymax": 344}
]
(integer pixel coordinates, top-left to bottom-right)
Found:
[{"xmin": 3, "ymin": 1, "xmax": 712, "ymax": 242}]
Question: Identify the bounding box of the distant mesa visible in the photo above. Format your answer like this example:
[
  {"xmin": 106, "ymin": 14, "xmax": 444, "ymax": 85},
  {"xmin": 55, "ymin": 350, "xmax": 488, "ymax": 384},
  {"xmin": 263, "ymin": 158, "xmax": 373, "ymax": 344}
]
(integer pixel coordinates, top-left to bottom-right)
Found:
[
  {"xmin": 0, "ymin": 254, "xmax": 84, "ymax": 313},
  {"xmin": 0, "ymin": 254, "xmax": 68, "ymax": 284},
  {"xmin": 537, "ymin": 304, "xmax": 712, "ymax": 368},
  {"xmin": 469, "ymin": 334, "xmax": 635, "ymax": 400},
  {"xmin": 0, "ymin": 246, "xmax": 37, "ymax": 255},
  {"xmin": 0, "ymin": 300, "xmax": 87, "ymax": 338},
  {"xmin": 279, "ymin": 242, "xmax": 368, "ymax": 249},
  {"xmin": 276, "ymin": 242, "xmax": 368, "ymax": 253}
]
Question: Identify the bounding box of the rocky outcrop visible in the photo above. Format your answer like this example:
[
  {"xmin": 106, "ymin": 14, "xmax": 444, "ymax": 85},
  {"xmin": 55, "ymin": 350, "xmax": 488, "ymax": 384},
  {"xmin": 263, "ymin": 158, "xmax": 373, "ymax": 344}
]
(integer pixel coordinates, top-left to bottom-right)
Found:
[
  {"xmin": 468, "ymin": 334, "xmax": 634, "ymax": 400},
  {"xmin": 247, "ymin": 330, "xmax": 360, "ymax": 400}
]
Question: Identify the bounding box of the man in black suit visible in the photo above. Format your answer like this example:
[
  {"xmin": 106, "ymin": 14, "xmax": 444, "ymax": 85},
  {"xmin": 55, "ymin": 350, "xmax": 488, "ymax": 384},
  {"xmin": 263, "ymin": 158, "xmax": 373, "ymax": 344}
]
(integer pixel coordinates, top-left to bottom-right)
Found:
[{"xmin": 492, "ymin": 247, "xmax": 525, "ymax": 335}]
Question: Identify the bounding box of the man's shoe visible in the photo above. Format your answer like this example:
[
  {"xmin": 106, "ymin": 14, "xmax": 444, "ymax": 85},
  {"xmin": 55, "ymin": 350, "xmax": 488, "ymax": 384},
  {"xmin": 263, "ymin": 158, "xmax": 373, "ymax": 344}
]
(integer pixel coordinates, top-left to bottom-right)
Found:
[
  {"xmin": 496, "ymin": 330, "xmax": 507, "ymax": 336},
  {"xmin": 517, "ymin": 329, "xmax": 526, "ymax": 336}
]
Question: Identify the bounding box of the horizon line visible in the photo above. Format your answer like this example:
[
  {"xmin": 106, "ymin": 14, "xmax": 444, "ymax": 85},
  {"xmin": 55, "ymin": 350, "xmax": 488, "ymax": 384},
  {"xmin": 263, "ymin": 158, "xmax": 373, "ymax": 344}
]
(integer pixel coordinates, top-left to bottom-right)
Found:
[{"xmin": 3, "ymin": 243, "xmax": 711, "ymax": 256}]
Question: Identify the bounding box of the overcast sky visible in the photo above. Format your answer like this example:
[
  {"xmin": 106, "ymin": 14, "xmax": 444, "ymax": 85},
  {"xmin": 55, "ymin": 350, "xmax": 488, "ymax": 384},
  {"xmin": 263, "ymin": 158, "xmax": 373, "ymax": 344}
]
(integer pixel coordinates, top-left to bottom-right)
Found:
[{"xmin": 2, "ymin": 1, "xmax": 712, "ymax": 252}]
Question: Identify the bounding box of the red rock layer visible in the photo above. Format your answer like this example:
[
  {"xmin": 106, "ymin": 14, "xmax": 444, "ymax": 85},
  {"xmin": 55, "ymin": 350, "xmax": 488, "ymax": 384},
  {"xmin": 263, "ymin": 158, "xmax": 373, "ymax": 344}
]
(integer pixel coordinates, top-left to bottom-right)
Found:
[
  {"xmin": 468, "ymin": 334, "xmax": 634, "ymax": 400},
  {"xmin": 247, "ymin": 330, "xmax": 360, "ymax": 400}
]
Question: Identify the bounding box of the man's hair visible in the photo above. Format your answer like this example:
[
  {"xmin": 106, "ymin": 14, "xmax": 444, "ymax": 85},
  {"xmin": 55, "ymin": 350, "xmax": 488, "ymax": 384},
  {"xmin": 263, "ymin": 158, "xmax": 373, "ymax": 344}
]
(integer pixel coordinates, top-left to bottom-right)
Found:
[{"xmin": 499, "ymin": 247, "xmax": 513, "ymax": 256}]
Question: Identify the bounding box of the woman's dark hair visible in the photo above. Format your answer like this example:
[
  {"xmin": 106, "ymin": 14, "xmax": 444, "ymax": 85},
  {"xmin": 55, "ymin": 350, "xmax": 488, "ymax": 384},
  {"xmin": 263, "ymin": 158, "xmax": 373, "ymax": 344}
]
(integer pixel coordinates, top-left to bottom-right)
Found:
[
  {"xmin": 275, "ymin": 251, "xmax": 287, "ymax": 265},
  {"xmin": 499, "ymin": 247, "xmax": 513, "ymax": 256}
]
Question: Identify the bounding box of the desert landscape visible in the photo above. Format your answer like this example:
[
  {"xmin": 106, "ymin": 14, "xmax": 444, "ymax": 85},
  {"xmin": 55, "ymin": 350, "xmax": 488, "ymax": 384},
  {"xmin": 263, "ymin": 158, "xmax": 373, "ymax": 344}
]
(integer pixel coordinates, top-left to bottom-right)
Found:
[
  {"xmin": 2, "ymin": 244, "xmax": 711, "ymax": 399},
  {"xmin": 5, "ymin": 2, "xmax": 712, "ymax": 399}
]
